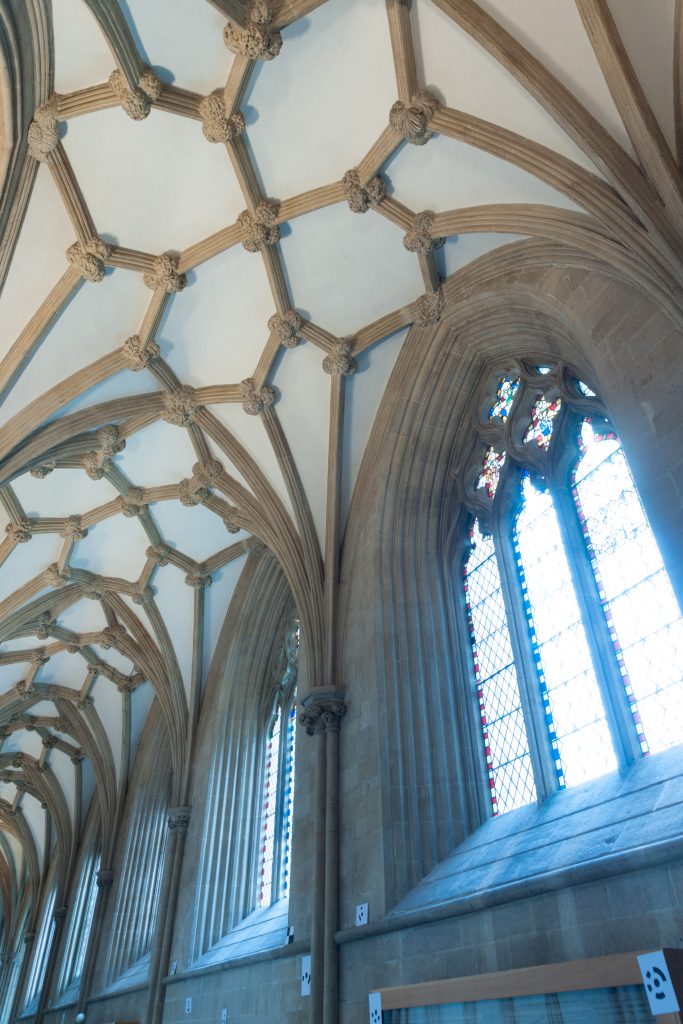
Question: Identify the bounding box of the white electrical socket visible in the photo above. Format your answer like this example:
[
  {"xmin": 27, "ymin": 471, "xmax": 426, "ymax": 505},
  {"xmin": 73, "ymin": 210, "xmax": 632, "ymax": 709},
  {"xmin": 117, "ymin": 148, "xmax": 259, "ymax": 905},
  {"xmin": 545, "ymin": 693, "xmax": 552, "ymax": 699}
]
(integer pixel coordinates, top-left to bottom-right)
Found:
[
  {"xmin": 185, "ymin": 996, "xmax": 192, "ymax": 1014},
  {"xmin": 220, "ymin": 1009, "xmax": 228, "ymax": 1024},
  {"xmin": 355, "ymin": 902, "xmax": 368, "ymax": 926}
]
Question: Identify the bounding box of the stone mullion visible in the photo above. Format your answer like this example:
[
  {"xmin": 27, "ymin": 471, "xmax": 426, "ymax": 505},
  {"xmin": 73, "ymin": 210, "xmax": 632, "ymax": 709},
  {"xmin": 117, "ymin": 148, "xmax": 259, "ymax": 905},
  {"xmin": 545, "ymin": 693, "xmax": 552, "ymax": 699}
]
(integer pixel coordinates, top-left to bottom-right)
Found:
[
  {"xmin": 493, "ymin": 476, "xmax": 560, "ymax": 803},
  {"xmin": 551, "ymin": 480, "xmax": 643, "ymax": 769},
  {"xmin": 147, "ymin": 807, "xmax": 190, "ymax": 1024}
]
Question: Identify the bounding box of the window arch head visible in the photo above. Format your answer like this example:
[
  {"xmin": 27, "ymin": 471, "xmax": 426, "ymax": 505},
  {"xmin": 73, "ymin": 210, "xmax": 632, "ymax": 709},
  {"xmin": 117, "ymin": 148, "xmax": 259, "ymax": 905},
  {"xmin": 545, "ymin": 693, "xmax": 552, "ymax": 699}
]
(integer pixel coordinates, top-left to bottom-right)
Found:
[{"xmin": 460, "ymin": 361, "xmax": 683, "ymax": 815}]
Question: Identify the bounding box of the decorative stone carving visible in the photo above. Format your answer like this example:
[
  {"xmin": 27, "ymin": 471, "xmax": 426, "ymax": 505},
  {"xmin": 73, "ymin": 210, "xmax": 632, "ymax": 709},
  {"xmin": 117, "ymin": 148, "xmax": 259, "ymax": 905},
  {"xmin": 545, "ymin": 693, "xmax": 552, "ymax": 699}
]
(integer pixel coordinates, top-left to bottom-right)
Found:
[
  {"xmin": 30, "ymin": 462, "xmax": 55, "ymax": 479},
  {"xmin": 240, "ymin": 377, "xmax": 276, "ymax": 415},
  {"xmin": 143, "ymin": 253, "xmax": 186, "ymax": 293},
  {"xmin": 42, "ymin": 735, "xmax": 57, "ymax": 749},
  {"xmin": 299, "ymin": 690, "xmax": 347, "ymax": 735},
  {"xmin": 246, "ymin": 536, "xmax": 266, "ymax": 555},
  {"xmin": 403, "ymin": 213, "xmax": 445, "ymax": 255},
  {"xmin": 76, "ymin": 695, "xmax": 93, "ymax": 710},
  {"xmin": 98, "ymin": 424, "xmax": 126, "ymax": 456},
  {"xmin": 238, "ymin": 201, "xmax": 280, "ymax": 252},
  {"xmin": 66, "ymin": 237, "xmax": 111, "ymax": 283},
  {"xmin": 342, "ymin": 169, "xmax": 386, "ymax": 214},
  {"xmin": 36, "ymin": 612, "xmax": 54, "ymax": 641},
  {"xmin": 131, "ymin": 583, "xmax": 154, "ymax": 606},
  {"xmin": 123, "ymin": 334, "xmax": 160, "ymax": 371},
  {"xmin": 65, "ymin": 641, "xmax": 81, "ymax": 654},
  {"xmin": 199, "ymin": 94, "xmax": 245, "ymax": 144},
  {"xmin": 116, "ymin": 678, "xmax": 136, "ymax": 695},
  {"xmin": 32, "ymin": 650, "xmax": 50, "ymax": 667},
  {"xmin": 109, "ymin": 68, "xmax": 162, "ymax": 121},
  {"xmin": 61, "ymin": 515, "xmax": 88, "ymax": 541},
  {"xmin": 83, "ymin": 453, "xmax": 111, "ymax": 480},
  {"xmin": 162, "ymin": 386, "xmax": 200, "ymax": 426},
  {"xmin": 117, "ymin": 488, "xmax": 147, "ymax": 518},
  {"xmin": 99, "ymin": 625, "xmax": 126, "ymax": 650},
  {"xmin": 224, "ymin": 2, "xmax": 282, "ymax": 61},
  {"xmin": 268, "ymin": 310, "xmax": 302, "ymax": 348},
  {"xmin": 27, "ymin": 98, "xmax": 61, "ymax": 161},
  {"xmin": 193, "ymin": 460, "xmax": 223, "ymax": 487},
  {"xmin": 96, "ymin": 868, "xmax": 114, "ymax": 891},
  {"xmin": 5, "ymin": 520, "xmax": 32, "ymax": 544},
  {"xmin": 185, "ymin": 570, "xmax": 212, "ymax": 589},
  {"xmin": 15, "ymin": 681, "xmax": 36, "ymax": 703},
  {"xmin": 223, "ymin": 506, "xmax": 241, "ymax": 534},
  {"xmin": 414, "ymin": 288, "xmax": 445, "ymax": 325},
  {"xmin": 82, "ymin": 578, "xmax": 106, "ymax": 601},
  {"xmin": 168, "ymin": 806, "xmax": 191, "ymax": 832},
  {"xmin": 146, "ymin": 543, "xmax": 171, "ymax": 567},
  {"xmin": 179, "ymin": 479, "xmax": 208, "ymax": 507},
  {"xmin": 45, "ymin": 563, "xmax": 70, "ymax": 588},
  {"xmin": 322, "ymin": 339, "xmax": 357, "ymax": 377},
  {"xmin": 389, "ymin": 90, "xmax": 439, "ymax": 146}
]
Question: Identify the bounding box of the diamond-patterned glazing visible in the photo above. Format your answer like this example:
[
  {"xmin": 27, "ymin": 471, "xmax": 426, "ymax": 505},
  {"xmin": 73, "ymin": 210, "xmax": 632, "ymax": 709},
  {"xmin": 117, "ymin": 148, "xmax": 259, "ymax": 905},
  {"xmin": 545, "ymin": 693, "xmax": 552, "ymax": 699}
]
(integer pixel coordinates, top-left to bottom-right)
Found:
[
  {"xmin": 464, "ymin": 519, "xmax": 536, "ymax": 815},
  {"xmin": 515, "ymin": 473, "xmax": 616, "ymax": 786},
  {"xmin": 574, "ymin": 421, "xmax": 683, "ymax": 754}
]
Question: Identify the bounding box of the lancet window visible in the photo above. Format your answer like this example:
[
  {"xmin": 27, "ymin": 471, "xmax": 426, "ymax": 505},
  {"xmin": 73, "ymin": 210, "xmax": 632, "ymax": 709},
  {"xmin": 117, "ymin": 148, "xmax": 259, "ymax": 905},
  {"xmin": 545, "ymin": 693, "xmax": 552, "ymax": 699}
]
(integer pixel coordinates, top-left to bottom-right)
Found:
[{"xmin": 460, "ymin": 363, "xmax": 683, "ymax": 816}]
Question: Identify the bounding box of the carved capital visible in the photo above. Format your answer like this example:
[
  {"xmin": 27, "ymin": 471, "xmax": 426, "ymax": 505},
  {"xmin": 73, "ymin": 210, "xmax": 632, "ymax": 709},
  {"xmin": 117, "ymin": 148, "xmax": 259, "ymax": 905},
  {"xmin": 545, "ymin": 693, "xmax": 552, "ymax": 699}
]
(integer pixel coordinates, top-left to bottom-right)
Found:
[
  {"xmin": 5, "ymin": 520, "xmax": 32, "ymax": 544},
  {"xmin": 61, "ymin": 515, "xmax": 87, "ymax": 541},
  {"xmin": 168, "ymin": 806, "xmax": 191, "ymax": 833},
  {"xmin": 414, "ymin": 288, "xmax": 445, "ymax": 325},
  {"xmin": 268, "ymin": 310, "xmax": 302, "ymax": 348},
  {"xmin": 239, "ymin": 377, "xmax": 276, "ymax": 415},
  {"xmin": 143, "ymin": 253, "xmax": 186, "ymax": 293},
  {"xmin": 76, "ymin": 695, "xmax": 93, "ymax": 711},
  {"xmin": 322, "ymin": 339, "xmax": 357, "ymax": 377},
  {"xmin": 238, "ymin": 201, "xmax": 280, "ymax": 253},
  {"xmin": 96, "ymin": 868, "xmax": 115, "ymax": 891},
  {"xmin": 82, "ymin": 577, "xmax": 106, "ymax": 601},
  {"xmin": 36, "ymin": 612, "xmax": 54, "ymax": 641},
  {"xmin": 223, "ymin": 505, "xmax": 241, "ymax": 534},
  {"xmin": 66, "ymin": 237, "xmax": 111, "ymax": 282},
  {"xmin": 403, "ymin": 213, "xmax": 445, "ymax": 255},
  {"xmin": 45, "ymin": 563, "xmax": 70, "ymax": 589},
  {"xmin": 299, "ymin": 689, "xmax": 347, "ymax": 735},
  {"xmin": 342, "ymin": 169, "xmax": 385, "ymax": 214},
  {"xmin": 109, "ymin": 68, "xmax": 162, "ymax": 120},
  {"xmin": 193, "ymin": 459, "xmax": 223, "ymax": 487},
  {"xmin": 162, "ymin": 386, "xmax": 200, "ymax": 426},
  {"xmin": 146, "ymin": 543, "xmax": 171, "ymax": 567},
  {"xmin": 83, "ymin": 452, "xmax": 110, "ymax": 480},
  {"xmin": 224, "ymin": 2, "xmax": 282, "ymax": 61},
  {"xmin": 99, "ymin": 625, "xmax": 127, "ymax": 650},
  {"xmin": 179, "ymin": 479, "xmax": 208, "ymax": 507},
  {"xmin": 389, "ymin": 90, "xmax": 439, "ymax": 146},
  {"xmin": 199, "ymin": 94, "xmax": 245, "ymax": 143},
  {"xmin": 30, "ymin": 462, "xmax": 55, "ymax": 479},
  {"xmin": 15, "ymin": 681, "xmax": 36, "ymax": 703},
  {"xmin": 123, "ymin": 334, "xmax": 160, "ymax": 371},
  {"xmin": 185, "ymin": 570, "xmax": 212, "ymax": 589},
  {"xmin": 117, "ymin": 488, "xmax": 147, "ymax": 518},
  {"xmin": 27, "ymin": 98, "xmax": 61, "ymax": 161},
  {"xmin": 131, "ymin": 583, "xmax": 155, "ymax": 606}
]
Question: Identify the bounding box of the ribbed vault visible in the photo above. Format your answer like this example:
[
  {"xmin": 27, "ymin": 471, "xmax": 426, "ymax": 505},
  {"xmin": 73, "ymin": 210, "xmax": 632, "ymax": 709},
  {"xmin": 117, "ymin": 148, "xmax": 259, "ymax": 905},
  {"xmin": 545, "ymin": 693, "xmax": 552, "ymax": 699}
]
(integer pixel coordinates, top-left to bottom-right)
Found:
[{"xmin": 0, "ymin": 0, "xmax": 682, "ymax": 1014}]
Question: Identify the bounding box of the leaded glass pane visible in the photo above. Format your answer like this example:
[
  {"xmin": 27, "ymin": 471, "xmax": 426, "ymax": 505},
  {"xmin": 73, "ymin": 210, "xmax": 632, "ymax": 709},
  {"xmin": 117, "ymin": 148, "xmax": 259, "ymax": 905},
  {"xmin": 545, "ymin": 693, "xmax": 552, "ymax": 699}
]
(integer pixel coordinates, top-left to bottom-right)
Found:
[
  {"xmin": 514, "ymin": 473, "xmax": 617, "ymax": 786},
  {"xmin": 280, "ymin": 708, "xmax": 296, "ymax": 898},
  {"xmin": 574, "ymin": 421, "xmax": 683, "ymax": 754},
  {"xmin": 477, "ymin": 447, "xmax": 505, "ymax": 499},
  {"xmin": 489, "ymin": 375, "xmax": 520, "ymax": 420},
  {"xmin": 258, "ymin": 708, "xmax": 281, "ymax": 908},
  {"xmin": 524, "ymin": 395, "xmax": 561, "ymax": 449},
  {"xmin": 464, "ymin": 520, "xmax": 536, "ymax": 815},
  {"xmin": 577, "ymin": 379, "xmax": 596, "ymax": 398}
]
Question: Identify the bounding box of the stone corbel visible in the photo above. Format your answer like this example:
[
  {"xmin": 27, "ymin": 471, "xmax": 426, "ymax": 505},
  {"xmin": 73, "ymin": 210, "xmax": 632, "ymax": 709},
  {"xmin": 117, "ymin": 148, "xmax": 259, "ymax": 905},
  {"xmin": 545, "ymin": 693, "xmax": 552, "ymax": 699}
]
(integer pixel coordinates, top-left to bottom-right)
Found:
[{"xmin": 299, "ymin": 688, "xmax": 347, "ymax": 736}]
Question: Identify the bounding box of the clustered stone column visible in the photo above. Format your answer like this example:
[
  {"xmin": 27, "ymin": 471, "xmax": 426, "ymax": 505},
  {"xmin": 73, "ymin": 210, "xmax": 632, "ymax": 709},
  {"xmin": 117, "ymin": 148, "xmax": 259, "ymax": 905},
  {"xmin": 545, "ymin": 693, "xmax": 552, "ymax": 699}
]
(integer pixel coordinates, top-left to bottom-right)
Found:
[
  {"xmin": 147, "ymin": 806, "xmax": 191, "ymax": 1024},
  {"xmin": 299, "ymin": 688, "xmax": 346, "ymax": 1024}
]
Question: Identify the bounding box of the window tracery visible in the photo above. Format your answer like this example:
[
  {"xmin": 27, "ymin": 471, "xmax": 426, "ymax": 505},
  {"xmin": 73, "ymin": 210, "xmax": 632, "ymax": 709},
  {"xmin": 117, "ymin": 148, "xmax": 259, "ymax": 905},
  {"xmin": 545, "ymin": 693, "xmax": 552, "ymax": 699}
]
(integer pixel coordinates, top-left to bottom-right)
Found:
[{"xmin": 460, "ymin": 363, "xmax": 683, "ymax": 816}]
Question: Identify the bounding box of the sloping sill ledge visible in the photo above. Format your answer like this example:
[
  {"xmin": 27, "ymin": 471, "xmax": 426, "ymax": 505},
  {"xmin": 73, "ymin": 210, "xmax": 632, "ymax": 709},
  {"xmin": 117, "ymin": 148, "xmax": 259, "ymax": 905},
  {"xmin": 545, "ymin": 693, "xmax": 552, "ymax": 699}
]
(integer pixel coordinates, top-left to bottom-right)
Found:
[
  {"xmin": 162, "ymin": 938, "xmax": 308, "ymax": 985},
  {"xmin": 86, "ymin": 980, "xmax": 149, "ymax": 1005},
  {"xmin": 336, "ymin": 833, "xmax": 683, "ymax": 946}
]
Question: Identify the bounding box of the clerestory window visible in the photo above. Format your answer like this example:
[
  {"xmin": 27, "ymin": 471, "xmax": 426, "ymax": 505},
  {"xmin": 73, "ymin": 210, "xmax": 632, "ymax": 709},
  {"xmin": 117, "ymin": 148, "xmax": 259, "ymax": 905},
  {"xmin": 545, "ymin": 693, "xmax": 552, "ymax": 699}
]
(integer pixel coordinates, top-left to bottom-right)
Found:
[
  {"xmin": 460, "ymin": 363, "xmax": 683, "ymax": 816},
  {"xmin": 256, "ymin": 617, "xmax": 299, "ymax": 908}
]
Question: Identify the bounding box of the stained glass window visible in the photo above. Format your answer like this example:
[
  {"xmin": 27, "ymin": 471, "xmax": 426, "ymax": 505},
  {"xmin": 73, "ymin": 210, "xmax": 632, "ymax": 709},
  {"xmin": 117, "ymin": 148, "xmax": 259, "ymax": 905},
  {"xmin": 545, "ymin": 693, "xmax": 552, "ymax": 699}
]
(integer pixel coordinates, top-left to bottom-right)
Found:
[
  {"xmin": 524, "ymin": 395, "xmax": 561, "ymax": 448},
  {"xmin": 257, "ymin": 619, "xmax": 299, "ymax": 908},
  {"xmin": 464, "ymin": 520, "xmax": 535, "ymax": 814},
  {"xmin": 459, "ymin": 362, "xmax": 683, "ymax": 817},
  {"xmin": 477, "ymin": 447, "xmax": 506, "ymax": 499},
  {"xmin": 489, "ymin": 375, "xmax": 520, "ymax": 420}
]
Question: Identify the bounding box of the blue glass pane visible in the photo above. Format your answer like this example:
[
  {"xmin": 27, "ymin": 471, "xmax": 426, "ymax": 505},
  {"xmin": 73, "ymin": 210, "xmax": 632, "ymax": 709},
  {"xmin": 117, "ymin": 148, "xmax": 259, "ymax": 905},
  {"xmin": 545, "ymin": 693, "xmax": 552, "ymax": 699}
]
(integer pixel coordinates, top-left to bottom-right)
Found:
[
  {"xmin": 574, "ymin": 421, "xmax": 683, "ymax": 754},
  {"xmin": 515, "ymin": 474, "xmax": 617, "ymax": 786}
]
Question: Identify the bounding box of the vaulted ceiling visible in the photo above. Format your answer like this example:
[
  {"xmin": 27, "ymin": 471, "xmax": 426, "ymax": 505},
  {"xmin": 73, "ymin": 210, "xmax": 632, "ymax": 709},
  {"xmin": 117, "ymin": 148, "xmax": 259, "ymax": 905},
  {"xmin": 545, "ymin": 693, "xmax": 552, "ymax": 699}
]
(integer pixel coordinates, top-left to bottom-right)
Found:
[{"xmin": 0, "ymin": 0, "xmax": 679, "ymax": 924}]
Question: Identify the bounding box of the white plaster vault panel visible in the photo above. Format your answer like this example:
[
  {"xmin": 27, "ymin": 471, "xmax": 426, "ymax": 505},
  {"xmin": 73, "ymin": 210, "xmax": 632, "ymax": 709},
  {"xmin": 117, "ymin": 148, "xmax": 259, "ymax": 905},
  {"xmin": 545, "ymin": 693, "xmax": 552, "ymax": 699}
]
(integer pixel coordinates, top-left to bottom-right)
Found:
[{"xmin": 53, "ymin": 0, "xmax": 115, "ymax": 94}]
